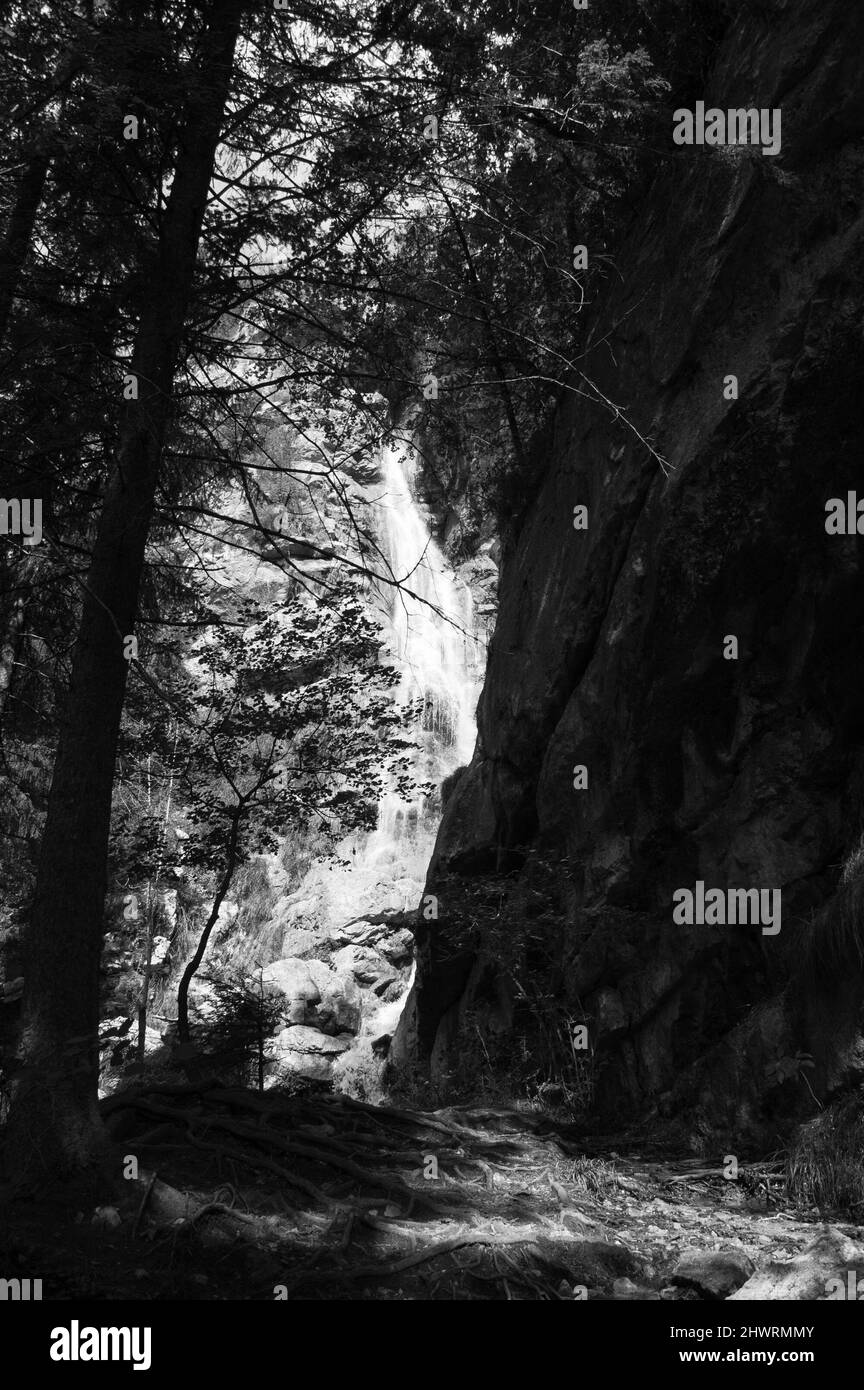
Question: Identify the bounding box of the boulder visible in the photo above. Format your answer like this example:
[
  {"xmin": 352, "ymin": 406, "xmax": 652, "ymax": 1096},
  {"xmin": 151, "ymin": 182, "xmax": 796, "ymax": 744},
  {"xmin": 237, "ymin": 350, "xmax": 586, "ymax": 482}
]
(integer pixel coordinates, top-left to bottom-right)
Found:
[
  {"xmin": 262, "ymin": 957, "xmax": 359, "ymax": 1033},
  {"xmin": 331, "ymin": 919, "xmax": 384, "ymax": 949},
  {"xmin": 671, "ymin": 1249, "xmax": 755, "ymax": 1300},
  {"xmin": 316, "ymin": 968, "xmax": 362, "ymax": 1035},
  {"xmin": 562, "ymin": 1240, "xmax": 645, "ymax": 1292},
  {"xmin": 275, "ymin": 1025, "xmax": 353, "ymax": 1055},
  {"xmin": 728, "ymin": 1228, "xmax": 864, "ymax": 1300},
  {"xmin": 269, "ymin": 1025, "xmax": 353, "ymax": 1084},
  {"xmin": 263, "ymin": 958, "xmax": 321, "ymax": 1025},
  {"xmin": 378, "ymin": 928, "xmax": 414, "ymax": 966},
  {"xmin": 332, "ymin": 944, "xmax": 398, "ymax": 993},
  {"xmin": 611, "ymin": 1277, "xmax": 661, "ymax": 1300}
]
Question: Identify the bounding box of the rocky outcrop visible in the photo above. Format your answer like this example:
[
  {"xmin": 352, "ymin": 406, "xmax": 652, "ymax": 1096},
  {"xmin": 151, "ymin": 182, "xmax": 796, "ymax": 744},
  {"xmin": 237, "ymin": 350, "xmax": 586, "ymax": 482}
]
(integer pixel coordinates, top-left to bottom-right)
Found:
[
  {"xmin": 260, "ymin": 917, "xmax": 415, "ymax": 1085},
  {"xmin": 263, "ymin": 957, "xmax": 362, "ymax": 1035},
  {"xmin": 395, "ymin": 0, "xmax": 864, "ymax": 1145},
  {"xmin": 331, "ymin": 944, "xmax": 400, "ymax": 998}
]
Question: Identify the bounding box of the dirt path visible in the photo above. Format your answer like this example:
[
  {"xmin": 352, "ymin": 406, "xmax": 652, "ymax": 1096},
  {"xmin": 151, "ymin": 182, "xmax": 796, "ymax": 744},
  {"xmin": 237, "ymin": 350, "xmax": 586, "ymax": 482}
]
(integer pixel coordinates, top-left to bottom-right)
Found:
[
  {"xmin": 8, "ymin": 1086, "xmax": 840, "ymax": 1301},
  {"xmin": 3, "ymin": 1088, "xmax": 849, "ymax": 1300}
]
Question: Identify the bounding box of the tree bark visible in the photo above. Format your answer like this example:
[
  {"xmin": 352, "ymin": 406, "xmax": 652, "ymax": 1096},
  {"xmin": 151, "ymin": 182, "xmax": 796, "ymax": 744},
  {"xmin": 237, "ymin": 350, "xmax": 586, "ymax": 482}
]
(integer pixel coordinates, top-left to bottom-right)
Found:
[
  {"xmin": 0, "ymin": 580, "xmax": 29, "ymax": 720},
  {"xmin": 0, "ymin": 550, "xmax": 45, "ymax": 720},
  {"xmin": 7, "ymin": 0, "xmax": 244, "ymax": 1188},
  {"xmin": 137, "ymin": 740, "xmax": 177, "ymax": 1064},
  {"xmin": 0, "ymin": 151, "xmax": 50, "ymax": 347}
]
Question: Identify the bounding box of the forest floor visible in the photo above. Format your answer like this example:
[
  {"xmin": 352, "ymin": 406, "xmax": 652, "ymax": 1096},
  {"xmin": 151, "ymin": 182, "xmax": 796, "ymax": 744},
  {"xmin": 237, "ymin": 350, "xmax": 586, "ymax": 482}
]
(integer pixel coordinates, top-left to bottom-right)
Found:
[{"xmin": 1, "ymin": 1083, "xmax": 851, "ymax": 1300}]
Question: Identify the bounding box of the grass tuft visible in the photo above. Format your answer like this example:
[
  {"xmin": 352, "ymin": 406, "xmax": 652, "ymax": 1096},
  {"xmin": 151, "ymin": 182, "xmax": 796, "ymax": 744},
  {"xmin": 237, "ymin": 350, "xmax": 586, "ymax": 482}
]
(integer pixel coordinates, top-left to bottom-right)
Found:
[{"xmin": 786, "ymin": 1090, "xmax": 864, "ymax": 1213}]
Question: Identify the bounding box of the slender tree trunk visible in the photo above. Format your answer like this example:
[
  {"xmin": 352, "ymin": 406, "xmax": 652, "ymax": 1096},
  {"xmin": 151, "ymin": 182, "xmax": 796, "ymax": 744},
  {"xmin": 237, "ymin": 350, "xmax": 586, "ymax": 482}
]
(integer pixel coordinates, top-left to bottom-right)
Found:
[
  {"xmin": 137, "ymin": 739, "xmax": 177, "ymax": 1063},
  {"xmin": 137, "ymin": 888, "xmax": 156, "ymax": 1066},
  {"xmin": 0, "ymin": 543, "xmax": 45, "ymax": 723},
  {"xmin": 0, "ymin": 587, "xmax": 28, "ymax": 721},
  {"xmin": 7, "ymin": 0, "xmax": 244, "ymax": 1188},
  {"xmin": 257, "ymin": 997, "xmax": 265, "ymax": 1093},
  {"xmin": 0, "ymin": 152, "xmax": 50, "ymax": 347},
  {"xmin": 176, "ymin": 804, "xmax": 243, "ymax": 1048},
  {"xmin": 0, "ymin": 9, "xmax": 101, "ymax": 348}
]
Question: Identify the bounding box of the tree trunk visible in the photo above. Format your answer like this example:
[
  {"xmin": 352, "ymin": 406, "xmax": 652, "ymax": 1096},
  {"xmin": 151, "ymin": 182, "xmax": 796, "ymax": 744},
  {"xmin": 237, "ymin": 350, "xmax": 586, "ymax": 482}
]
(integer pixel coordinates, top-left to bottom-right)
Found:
[
  {"xmin": 7, "ymin": 0, "xmax": 244, "ymax": 1189},
  {"xmin": 256, "ymin": 972, "xmax": 265, "ymax": 1094},
  {"xmin": 176, "ymin": 805, "xmax": 243, "ymax": 1049},
  {"xmin": 0, "ymin": 18, "xmax": 103, "ymax": 347},
  {"xmin": 0, "ymin": 152, "xmax": 50, "ymax": 347},
  {"xmin": 136, "ymin": 887, "xmax": 156, "ymax": 1067},
  {"xmin": 0, "ymin": 586, "xmax": 28, "ymax": 720},
  {"xmin": 137, "ymin": 740, "xmax": 177, "ymax": 1063},
  {"xmin": 0, "ymin": 551, "xmax": 44, "ymax": 721}
]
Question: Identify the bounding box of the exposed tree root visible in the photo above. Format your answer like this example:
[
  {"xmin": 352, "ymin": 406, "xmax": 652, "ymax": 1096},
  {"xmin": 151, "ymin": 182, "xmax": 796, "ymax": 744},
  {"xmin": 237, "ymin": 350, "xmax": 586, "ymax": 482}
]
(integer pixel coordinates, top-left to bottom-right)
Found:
[
  {"xmin": 282, "ymin": 1229, "xmax": 542, "ymax": 1289},
  {"xmin": 6, "ymin": 1083, "xmax": 818, "ymax": 1300},
  {"xmin": 106, "ymin": 1093, "xmax": 453, "ymax": 1215},
  {"xmin": 185, "ymin": 1132, "xmax": 385, "ymax": 1216}
]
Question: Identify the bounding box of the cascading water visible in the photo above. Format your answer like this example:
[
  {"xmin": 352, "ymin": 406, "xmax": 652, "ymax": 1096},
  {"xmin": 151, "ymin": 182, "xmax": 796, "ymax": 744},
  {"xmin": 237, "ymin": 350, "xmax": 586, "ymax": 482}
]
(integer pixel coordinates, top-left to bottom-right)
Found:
[
  {"xmin": 323, "ymin": 434, "xmax": 483, "ymax": 1089},
  {"xmin": 363, "ymin": 440, "xmax": 479, "ymax": 899},
  {"xmin": 259, "ymin": 430, "xmax": 486, "ymax": 1093},
  {"xmin": 273, "ymin": 434, "xmax": 482, "ymax": 928}
]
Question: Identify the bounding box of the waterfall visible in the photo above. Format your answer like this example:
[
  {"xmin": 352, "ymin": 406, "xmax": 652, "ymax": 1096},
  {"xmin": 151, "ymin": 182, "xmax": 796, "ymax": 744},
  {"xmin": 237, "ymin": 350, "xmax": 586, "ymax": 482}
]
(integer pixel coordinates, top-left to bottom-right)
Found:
[
  {"xmin": 272, "ymin": 433, "xmax": 482, "ymax": 929},
  {"xmin": 364, "ymin": 439, "xmax": 479, "ymax": 893},
  {"xmin": 260, "ymin": 431, "xmax": 485, "ymax": 1093}
]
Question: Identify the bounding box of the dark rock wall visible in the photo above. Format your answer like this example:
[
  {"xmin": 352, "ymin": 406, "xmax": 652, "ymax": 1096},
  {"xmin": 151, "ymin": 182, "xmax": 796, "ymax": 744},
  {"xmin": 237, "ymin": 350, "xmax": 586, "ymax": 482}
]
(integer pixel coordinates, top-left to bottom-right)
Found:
[{"xmin": 394, "ymin": 0, "xmax": 864, "ymax": 1145}]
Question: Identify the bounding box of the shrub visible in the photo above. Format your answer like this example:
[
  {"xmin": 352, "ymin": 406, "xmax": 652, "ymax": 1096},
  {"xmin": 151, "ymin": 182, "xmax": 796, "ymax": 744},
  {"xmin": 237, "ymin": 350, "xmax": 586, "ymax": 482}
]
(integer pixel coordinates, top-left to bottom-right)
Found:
[{"xmin": 189, "ymin": 969, "xmax": 283, "ymax": 1091}]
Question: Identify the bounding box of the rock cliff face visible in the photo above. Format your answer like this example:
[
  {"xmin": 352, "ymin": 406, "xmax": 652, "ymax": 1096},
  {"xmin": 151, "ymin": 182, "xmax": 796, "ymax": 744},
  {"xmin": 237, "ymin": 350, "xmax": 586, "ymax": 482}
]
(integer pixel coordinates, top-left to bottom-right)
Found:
[{"xmin": 395, "ymin": 0, "xmax": 864, "ymax": 1147}]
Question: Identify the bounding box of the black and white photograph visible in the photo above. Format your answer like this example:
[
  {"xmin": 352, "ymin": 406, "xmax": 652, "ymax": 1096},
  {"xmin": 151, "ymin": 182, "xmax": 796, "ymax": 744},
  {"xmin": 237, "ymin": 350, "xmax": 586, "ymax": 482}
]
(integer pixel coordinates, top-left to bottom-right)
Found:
[{"xmin": 0, "ymin": 0, "xmax": 861, "ymax": 1364}]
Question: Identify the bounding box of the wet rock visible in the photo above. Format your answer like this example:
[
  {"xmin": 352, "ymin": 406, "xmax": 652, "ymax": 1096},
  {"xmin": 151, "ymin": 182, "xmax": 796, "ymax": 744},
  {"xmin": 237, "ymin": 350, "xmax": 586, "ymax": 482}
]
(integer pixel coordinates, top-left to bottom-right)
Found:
[
  {"xmin": 671, "ymin": 1249, "xmax": 755, "ymax": 1300},
  {"xmin": 378, "ymin": 928, "xmax": 414, "ymax": 965},
  {"xmin": 332, "ymin": 943, "xmax": 397, "ymax": 993}
]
